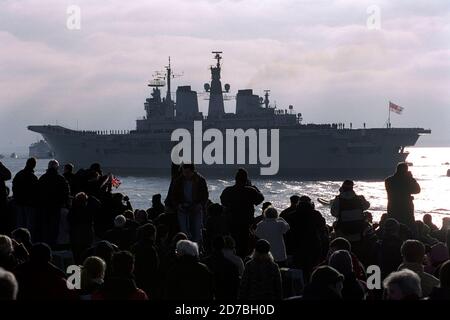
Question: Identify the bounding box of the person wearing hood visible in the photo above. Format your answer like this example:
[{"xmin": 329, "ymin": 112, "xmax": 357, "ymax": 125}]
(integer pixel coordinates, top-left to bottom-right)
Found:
[
  {"xmin": 385, "ymin": 162, "xmax": 421, "ymax": 233},
  {"xmin": 331, "ymin": 180, "xmax": 370, "ymax": 240},
  {"xmin": 37, "ymin": 160, "xmax": 70, "ymax": 246}
]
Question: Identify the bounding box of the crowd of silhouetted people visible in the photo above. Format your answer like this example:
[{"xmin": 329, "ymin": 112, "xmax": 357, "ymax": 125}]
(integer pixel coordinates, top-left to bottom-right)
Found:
[{"xmin": 0, "ymin": 159, "xmax": 450, "ymax": 301}]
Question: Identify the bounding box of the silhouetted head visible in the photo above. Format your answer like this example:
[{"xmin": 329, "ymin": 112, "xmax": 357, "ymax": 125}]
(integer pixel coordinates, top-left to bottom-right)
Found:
[
  {"xmin": 30, "ymin": 243, "xmax": 52, "ymax": 264},
  {"xmin": 171, "ymin": 232, "xmax": 188, "ymax": 247},
  {"xmin": 137, "ymin": 223, "xmax": 156, "ymax": 242},
  {"xmin": 255, "ymin": 239, "xmax": 271, "ymax": 255},
  {"xmin": 262, "ymin": 202, "xmax": 272, "ymax": 212},
  {"xmin": 223, "ymin": 235, "xmax": 236, "ymax": 250},
  {"xmin": 298, "ymin": 196, "xmax": 314, "ymax": 209},
  {"xmin": 329, "ymin": 237, "xmax": 351, "ymax": 258},
  {"xmin": 47, "ymin": 159, "xmax": 59, "ymax": 171},
  {"xmin": 11, "ymin": 228, "xmax": 32, "ymax": 248},
  {"xmin": 364, "ymin": 211, "xmax": 373, "ymax": 223},
  {"xmin": 329, "ymin": 250, "xmax": 353, "ymax": 276},
  {"xmin": 89, "ymin": 163, "xmax": 102, "ymax": 175},
  {"xmin": 401, "ymin": 240, "xmax": 425, "ymax": 264},
  {"xmin": 396, "ymin": 162, "xmax": 409, "ymax": 175},
  {"xmin": 207, "ymin": 203, "xmax": 223, "ymax": 217},
  {"xmin": 181, "ymin": 163, "xmax": 195, "ymax": 179},
  {"xmin": 82, "ymin": 256, "xmax": 106, "ymax": 285},
  {"xmin": 379, "ymin": 213, "xmax": 388, "ymax": 226},
  {"xmin": 263, "ymin": 206, "xmax": 278, "ymax": 219},
  {"xmin": 73, "ymin": 192, "xmax": 88, "ymax": 207},
  {"xmin": 135, "ymin": 210, "xmax": 148, "ymax": 224},
  {"xmin": 0, "ymin": 267, "xmax": 18, "ymax": 300},
  {"xmin": 383, "ymin": 269, "xmax": 422, "ymax": 300},
  {"xmin": 25, "ymin": 157, "xmax": 36, "ymax": 170},
  {"xmin": 123, "ymin": 210, "xmax": 134, "ymax": 221},
  {"xmin": 340, "ymin": 180, "xmax": 354, "ymax": 192},
  {"xmin": 383, "ymin": 218, "xmax": 400, "ymax": 236},
  {"xmin": 176, "ymin": 240, "xmax": 199, "ymax": 258},
  {"xmin": 152, "ymin": 194, "xmax": 162, "ymax": 205},
  {"xmin": 94, "ymin": 241, "xmax": 115, "ymax": 265},
  {"xmin": 290, "ymin": 195, "xmax": 300, "ymax": 207},
  {"xmin": 0, "ymin": 236, "xmax": 13, "ymax": 256},
  {"xmin": 429, "ymin": 242, "xmax": 449, "ymax": 266},
  {"xmin": 423, "ymin": 214, "xmax": 433, "ymax": 225},
  {"xmin": 114, "ymin": 215, "xmax": 127, "ymax": 228},
  {"xmin": 64, "ymin": 163, "xmax": 74, "ymax": 174},
  {"xmin": 310, "ymin": 266, "xmax": 344, "ymax": 296},
  {"xmin": 235, "ymin": 168, "xmax": 248, "ymax": 186},
  {"xmin": 112, "ymin": 251, "xmax": 134, "ymax": 277}
]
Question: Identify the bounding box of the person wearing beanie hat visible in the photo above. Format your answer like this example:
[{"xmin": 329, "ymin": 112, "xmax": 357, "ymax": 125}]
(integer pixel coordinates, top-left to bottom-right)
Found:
[
  {"xmin": 238, "ymin": 239, "xmax": 282, "ymax": 300},
  {"xmin": 331, "ymin": 179, "xmax": 370, "ymax": 241},
  {"xmin": 302, "ymin": 266, "xmax": 344, "ymax": 300},
  {"xmin": 329, "ymin": 250, "xmax": 366, "ymax": 300}
]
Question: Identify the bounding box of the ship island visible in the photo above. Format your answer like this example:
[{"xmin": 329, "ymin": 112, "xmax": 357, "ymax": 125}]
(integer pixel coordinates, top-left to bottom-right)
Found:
[{"xmin": 28, "ymin": 52, "xmax": 431, "ymax": 179}]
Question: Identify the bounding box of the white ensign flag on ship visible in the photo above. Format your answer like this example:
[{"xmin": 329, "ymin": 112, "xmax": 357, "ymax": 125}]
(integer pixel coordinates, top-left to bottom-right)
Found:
[{"xmin": 389, "ymin": 101, "xmax": 404, "ymax": 114}]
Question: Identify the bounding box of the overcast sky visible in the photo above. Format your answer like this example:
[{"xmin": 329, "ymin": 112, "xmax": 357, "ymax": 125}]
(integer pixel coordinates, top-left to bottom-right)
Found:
[{"xmin": 1, "ymin": 0, "xmax": 449, "ymax": 152}]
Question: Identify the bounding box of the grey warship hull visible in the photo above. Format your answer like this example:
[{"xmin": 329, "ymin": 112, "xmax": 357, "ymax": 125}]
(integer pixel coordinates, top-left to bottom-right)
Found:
[{"xmin": 28, "ymin": 124, "xmax": 429, "ymax": 179}]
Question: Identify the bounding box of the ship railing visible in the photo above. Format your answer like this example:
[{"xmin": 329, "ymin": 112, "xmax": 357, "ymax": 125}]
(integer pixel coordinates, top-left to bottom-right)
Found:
[{"xmin": 75, "ymin": 130, "xmax": 131, "ymax": 135}]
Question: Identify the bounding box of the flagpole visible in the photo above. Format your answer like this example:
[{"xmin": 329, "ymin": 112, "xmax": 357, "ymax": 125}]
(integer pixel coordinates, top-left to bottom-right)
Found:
[{"xmin": 388, "ymin": 101, "xmax": 391, "ymax": 128}]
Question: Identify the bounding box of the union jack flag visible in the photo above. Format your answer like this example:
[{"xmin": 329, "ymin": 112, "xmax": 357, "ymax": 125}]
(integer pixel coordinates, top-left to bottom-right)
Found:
[
  {"xmin": 111, "ymin": 176, "xmax": 121, "ymax": 188},
  {"xmin": 389, "ymin": 101, "xmax": 404, "ymax": 114}
]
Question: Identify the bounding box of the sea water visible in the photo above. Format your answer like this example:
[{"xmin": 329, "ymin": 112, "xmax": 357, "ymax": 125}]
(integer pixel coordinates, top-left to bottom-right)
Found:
[{"xmin": 2, "ymin": 147, "xmax": 449, "ymax": 227}]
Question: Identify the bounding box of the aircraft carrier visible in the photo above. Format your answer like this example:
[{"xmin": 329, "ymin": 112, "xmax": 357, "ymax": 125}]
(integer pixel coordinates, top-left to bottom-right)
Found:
[{"xmin": 28, "ymin": 52, "xmax": 430, "ymax": 179}]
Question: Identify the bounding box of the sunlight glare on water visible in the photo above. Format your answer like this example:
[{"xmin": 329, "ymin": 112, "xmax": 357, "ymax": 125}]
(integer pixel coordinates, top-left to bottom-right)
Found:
[{"xmin": 3, "ymin": 147, "xmax": 450, "ymax": 227}]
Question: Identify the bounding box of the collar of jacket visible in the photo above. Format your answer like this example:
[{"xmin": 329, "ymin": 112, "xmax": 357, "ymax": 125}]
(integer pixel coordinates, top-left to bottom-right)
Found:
[{"xmin": 399, "ymin": 262, "xmax": 424, "ymax": 273}]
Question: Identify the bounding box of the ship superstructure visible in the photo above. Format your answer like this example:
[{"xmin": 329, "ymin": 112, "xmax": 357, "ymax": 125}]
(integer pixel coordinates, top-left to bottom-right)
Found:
[{"xmin": 29, "ymin": 52, "xmax": 430, "ymax": 179}]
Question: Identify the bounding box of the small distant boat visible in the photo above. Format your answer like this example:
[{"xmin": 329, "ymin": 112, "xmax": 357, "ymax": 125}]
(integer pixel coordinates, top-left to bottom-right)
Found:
[
  {"xmin": 447, "ymin": 169, "xmax": 450, "ymax": 177},
  {"xmin": 444, "ymin": 162, "xmax": 450, "ymax": 165},
  {"xmin": 317, "ymin": 197, "xmax": 333, "ymax": 206},
  {"xmin": 10, "ymin": 153, "xmax": 18, "ymax": 159}
]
